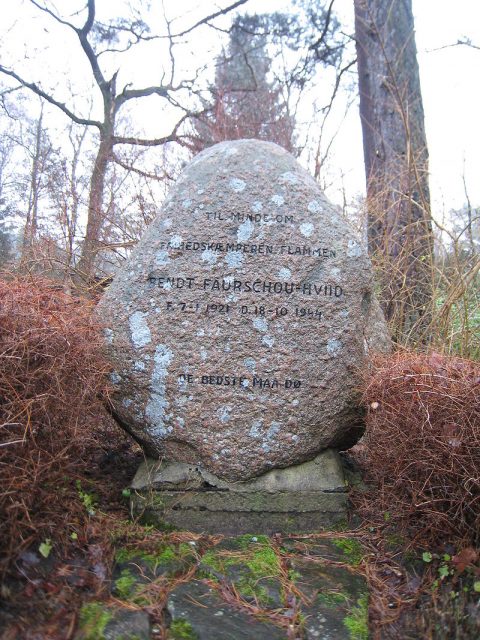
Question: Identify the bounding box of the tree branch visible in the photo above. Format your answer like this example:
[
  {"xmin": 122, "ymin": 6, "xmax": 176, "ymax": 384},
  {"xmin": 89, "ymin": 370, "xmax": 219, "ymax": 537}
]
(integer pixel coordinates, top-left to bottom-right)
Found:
[
  {"xmin": 116, "ymin": 85, "xmax": 169, "ymax": 108},
  {"xmin": 75, "ymin": 1, "xmax": 108, "ymax": 91},
  {"xmin": 0, "ymin": 65, "xmax": 102, "ymax": 129},
  {"xmin": 309, "ymin": 0, "xmax": 336, "ymax": 52},
  {"xmin": 112, "ymin": 113, "xmax": 189, "ymax": 146},
  {"xmin": 29, "ymin": 0, "xmax": 78, "ymax": 31},
  {"xmin": 428, "ymin": 37, "xmax": 480, "ymax": 53},
  {"xmin": 112, "ymin": 152, "xmax": 174, "ymax": 181},
  {"xmin": 167, "ymin": 0, "xmax": 250, "ymax": 38}
]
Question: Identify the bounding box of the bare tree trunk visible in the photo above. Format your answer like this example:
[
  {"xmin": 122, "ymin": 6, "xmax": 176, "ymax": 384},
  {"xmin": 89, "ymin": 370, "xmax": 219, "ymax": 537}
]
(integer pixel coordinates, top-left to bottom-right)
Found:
[
  {"xmin": 354, "ymin": 0, "xmax": 434, "ymax": 344},
  {"xmin": 76, "ymin": 132, "xmax": 113, "ymax": 280},
  {"xmin": 22, "ymin": 107, "xmax": 44, "ymax": 258}
]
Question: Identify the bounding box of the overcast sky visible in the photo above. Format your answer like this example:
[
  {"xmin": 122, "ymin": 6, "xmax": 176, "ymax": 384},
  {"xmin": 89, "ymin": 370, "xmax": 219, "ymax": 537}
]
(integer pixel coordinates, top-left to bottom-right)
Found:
[{"xmin": 1, "ymin": 0, "xmax": 479, "ymax": 219}]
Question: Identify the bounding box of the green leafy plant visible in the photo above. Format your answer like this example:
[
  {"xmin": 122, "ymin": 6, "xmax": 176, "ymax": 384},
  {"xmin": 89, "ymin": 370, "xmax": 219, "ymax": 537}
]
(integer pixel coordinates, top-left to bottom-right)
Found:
[
  {"xmin": 76, "ymin": 480, "xmax": 97, "ymax": 516},
  {"xmin": 38, "ymin": 539, "xmax": 52, "ymax": 558}
]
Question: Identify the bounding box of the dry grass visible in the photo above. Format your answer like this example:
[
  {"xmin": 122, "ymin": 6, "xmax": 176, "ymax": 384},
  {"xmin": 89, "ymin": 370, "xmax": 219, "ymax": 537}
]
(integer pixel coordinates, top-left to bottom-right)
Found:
[
  {"xmin": 357, "ymin": 351, "xmax": 480, "ymax": 546},
  {"xmin": 0, "ymin": 274, "xmax": 112, "ymax": 577}
]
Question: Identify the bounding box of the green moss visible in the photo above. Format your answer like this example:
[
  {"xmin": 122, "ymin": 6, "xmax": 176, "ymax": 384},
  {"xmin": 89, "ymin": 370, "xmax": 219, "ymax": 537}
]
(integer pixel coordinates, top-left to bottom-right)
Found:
[
  {"xmin": 233, "ymin": 534, "xmax": 271, "ymax": 549},
  {"xmin": 115, "ymin": 568, "xmax": 137, "ymax": 600},
  {"xmin": 344, "ymin": 594, "xmax": 369, "ymax": 640},
  {"xmin": 332, "ymin": 538, "xmax": 364, "ymax": 566},
  {"xmin": 77, "ymin": 602, "xmax": 112, "ymax": 640},
  {"xmin": 150, "ymin": 494, "xmax": 165, "ymax": 508},
  {"xmin": 317, "ymin": 591, "xmax": 349, "ymax": 607},
  {"xmin": 331, "ymin": 519, "xmax": 349, "ymax": 532},
  {"xmin": 115, "ymin": 547, "xmax": 158, "ymax": 569},
  {"xmin": 245, "ymin": 546, "xmax": 278, "ymax": 575},
  {"xmin": 115, "ymin": 543, "xmax": 190, "ymax": 571},
  {"xmin": 288, "ymin": 569, "xmax": 302, "ymax": 582},
  {"xmin": 200, "ymin": 541, "xmax": 280, "ymax": 606},
  {"xmin": 169, "ymin": 619, "xmax": 198, "ymax": 639},
  {"xmin": 200, "ymin": 549, "xmax": 221, "ymax": 571}
]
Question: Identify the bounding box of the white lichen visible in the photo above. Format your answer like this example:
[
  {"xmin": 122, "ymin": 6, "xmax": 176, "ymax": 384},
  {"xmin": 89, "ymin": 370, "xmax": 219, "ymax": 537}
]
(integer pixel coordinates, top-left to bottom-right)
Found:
[
  {"xmin": 327, "ymin": 338, "xmax": 342, "ymax": 357},
  {"xmin": 253, "ymin": 317, "xmax": 268, "ymax": 333},
  {"xmin": 229, "ymin": 178, "xmax": 246, "ymax": 192},
  {"xmin": 277, "ymin": 267, "xmax": 291, "ymax": 280},
  {"xmin": 262, "ymin": 335, "xmax": 275, "ymax": 348},
  {"xmin": 279, "ymin": 171, "xmax": 298, "ymax": 184},
  {"xmin": 237, "ymin": 219, "xmax": 254, "ymax": 242},
  {"xmin": 129, "ymin": 311, "xmax": 151, "ymax": 349},
  {"xmin": 225, "ymin": 251, "xmax": 244, "ymax": 268},
  {"xmin": 244, "ymin": 357, "xmax": 256, "ymax": 372},
  {"xmin": 299, "ymin": 222, "xmax": 314, "ymax": 238},
  {"xmin": 170, "ymin": 234, "xmax": 183, "ymax": 248},
  {"xmin": 307, "ymin": 200, "xmax": 322, "ymax": 214},
  {"xmin": 347, "ymin": 238, "xmax": 363, "ymax": 257},
  {"xmin": 217, "ymin": 406, "xmax": 232, "ymax": 423},
  {"xmin": 145, "ymin": 344, "xmax": 173, "ymax": 437},
  {"xmin": 110, "ymin": 371, "xmax": 122, "ymax": 385},
  {"xmin": 201, "ymin": 249, "xmax": 218, "ymax": 265},
  {"xmin": 249, "ymin": 419, "xmax": 263, "ymax": 438},
  {"xmin": 155, "ymin": 250, "xmax": 170, "ymax": 266}
]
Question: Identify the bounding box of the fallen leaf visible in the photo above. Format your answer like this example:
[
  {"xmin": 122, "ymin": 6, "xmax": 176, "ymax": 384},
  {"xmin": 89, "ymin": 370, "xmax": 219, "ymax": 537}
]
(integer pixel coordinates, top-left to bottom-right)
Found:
[{"xmin": 452, "ymin": 547, "xmax": 478, "ymax": 574}]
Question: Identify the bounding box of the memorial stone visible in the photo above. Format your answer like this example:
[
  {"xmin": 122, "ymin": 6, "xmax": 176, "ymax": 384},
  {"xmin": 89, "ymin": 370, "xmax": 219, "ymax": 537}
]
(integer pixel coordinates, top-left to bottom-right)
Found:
[{"xmin": 97, "ymin": 140, "xmax": 388, "ymax": 488}]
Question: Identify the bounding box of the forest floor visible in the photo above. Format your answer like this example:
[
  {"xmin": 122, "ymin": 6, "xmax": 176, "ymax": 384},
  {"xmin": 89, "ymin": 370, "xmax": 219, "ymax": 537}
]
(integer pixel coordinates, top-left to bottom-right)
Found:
[{"xmin": 0, "ymin": 433, "xmax": 478, "ymax": 640}]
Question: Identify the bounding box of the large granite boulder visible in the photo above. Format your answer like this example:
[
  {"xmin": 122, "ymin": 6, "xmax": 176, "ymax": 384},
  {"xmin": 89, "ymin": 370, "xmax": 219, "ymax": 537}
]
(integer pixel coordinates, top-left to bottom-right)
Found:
[{"xmin": 97, "ymin": 139, "xmax": 389, "ymax": 481}]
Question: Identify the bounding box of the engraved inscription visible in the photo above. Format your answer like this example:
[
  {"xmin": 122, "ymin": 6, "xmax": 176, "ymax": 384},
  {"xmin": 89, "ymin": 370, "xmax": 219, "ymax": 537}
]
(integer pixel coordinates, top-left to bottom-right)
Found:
[
  {"xmin": 205, "ymin": 211, "xmax": 294, "ymax": 223},
  {"xmin": 178, "ymin": 373, "xmax": 302, "ymax": 390},
  {"xmin": 147, "ymin": 276, "xmax": 344, "ymax": 297},
  {"xmin": 156, "ymin": 239, "xmax": 336, "ymax": 258}
]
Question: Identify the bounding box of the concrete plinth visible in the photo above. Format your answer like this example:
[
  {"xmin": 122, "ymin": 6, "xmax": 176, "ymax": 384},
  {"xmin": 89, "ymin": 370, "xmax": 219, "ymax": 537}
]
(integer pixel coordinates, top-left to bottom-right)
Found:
[{"xmin": 130, "ymin": 449, "xmax": 348, "ymax": 534}]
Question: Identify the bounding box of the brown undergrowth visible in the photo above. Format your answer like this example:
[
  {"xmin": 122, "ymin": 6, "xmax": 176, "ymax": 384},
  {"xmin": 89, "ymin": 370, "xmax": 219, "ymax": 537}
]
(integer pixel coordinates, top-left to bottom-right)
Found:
[
  {"xmin": 0, "ymin": 275, "xmax": 146, "ymax": 638},
  {"xmin": 349, "ymin": 350, "xmax": 480, "ymax": 638},
  {"xmin": 357, "ymin": 351, "xmax": 480, "ymax": 545},
  {"xmin": 0, "ymin": 275, "xmax": 113, "ymax": 575}
]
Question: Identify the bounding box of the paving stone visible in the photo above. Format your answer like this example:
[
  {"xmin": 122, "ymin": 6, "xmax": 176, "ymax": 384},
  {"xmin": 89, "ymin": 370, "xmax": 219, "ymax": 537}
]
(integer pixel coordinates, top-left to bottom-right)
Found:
[{"xmin": 166, "ymin": 580, "xmax": 287, "ymax": 639}]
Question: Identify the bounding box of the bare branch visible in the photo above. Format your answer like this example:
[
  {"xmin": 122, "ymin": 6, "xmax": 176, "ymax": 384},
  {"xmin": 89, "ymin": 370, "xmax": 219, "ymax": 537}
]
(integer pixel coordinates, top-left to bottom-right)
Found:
[
  {"xmin": 75, "ymin": 2, "xmax": 108, "ymax": 91},
  {"xmin": 80, "ymin": 0, "xmax": 95, "ymax": 37},
  {"xmin": 428, "ymin": 37, "xmax": 480, "ymax": 53},
  {"xmin": 0, "ymin": 65, "xmax": 102, "ymax": 129},
  {"xmin": 112, "ymin": 152, "xmax": 174, "ymax": 181},
  {"xmin": 168, "ymin": 0, "xmax": 249, "ymax": 38},
  {"xmin": 112, "ymin": 113, "xmax": 189, "ymax": 146},
  {"xmin": 309, "ymin": 0, "xmax": 336, "ymax": 52},
  {"xmin": 116, "ymin": 85, "xmax": 169, "ymax": 108},
  {"xmin": 29, "ymin": 0, "xmax": 78, "ymax": 31}
]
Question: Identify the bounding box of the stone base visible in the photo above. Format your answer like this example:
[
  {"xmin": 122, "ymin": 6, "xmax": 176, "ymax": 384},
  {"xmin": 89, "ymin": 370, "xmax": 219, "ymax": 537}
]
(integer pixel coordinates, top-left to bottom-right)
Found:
[{"xmin": 129, "ymin": 449, "xmax": 348, "ymax": 534}]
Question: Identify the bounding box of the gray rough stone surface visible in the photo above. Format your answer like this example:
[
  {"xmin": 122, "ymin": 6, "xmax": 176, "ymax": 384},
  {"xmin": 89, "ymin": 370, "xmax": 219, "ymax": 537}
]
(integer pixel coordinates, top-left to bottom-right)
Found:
[
  {"xmin": 97, "ymin": 139, "xmax": 389, "ymax": 481},
  {"xmin": 289, "ymin": 558, "xmax": 368, "ymax": 640},
  {"xmin": 130, "ymin": 451, "xmax": 348, "ymax": 534},
  {"xmin": 166, "ymin": 580, "xmax": 287, "ymax": 639}
]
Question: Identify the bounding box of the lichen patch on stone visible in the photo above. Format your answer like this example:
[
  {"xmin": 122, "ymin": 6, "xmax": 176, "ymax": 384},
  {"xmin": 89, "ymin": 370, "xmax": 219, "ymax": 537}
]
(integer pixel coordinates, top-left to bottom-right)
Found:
[
  {"xmin": 299, "ymin": 222, "xmax": 314, "ymax": 238},
  {"xmin": 229, "ymin": 178, "xmax": 246, "ymax": 192},
  {"xmin": 129, "ymin": 311, "xmax": 152, "ymax": 349},
  {"xmin": 253, "ymin": 317, "xmax": 268, "ymax": 333},
  {"xmin": 237, "ymin": 219, "xmax": 254, "ymax": 242},
  {"xmin": 145, "ymin": 344, "xmax": 173, "ymax": 437}
]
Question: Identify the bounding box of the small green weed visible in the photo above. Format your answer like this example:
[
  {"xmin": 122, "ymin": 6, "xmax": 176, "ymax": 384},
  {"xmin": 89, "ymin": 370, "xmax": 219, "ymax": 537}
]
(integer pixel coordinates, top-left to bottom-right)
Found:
[
  {"xmin": 77, "ymin": 602, "xmax": 112, "ymax": 640},
  {"xmin": 169, "ymin": 619, "xmax": 198, "ymax": 639},
  {"xmin": 344, "ymin": 594, "xmax": 369, "ymax": 640},
  {"xmin": 76, "ymin": 480, "xmax": 97, "ymax": 516},
  {"xmin": 332, "ymin": 538, "xmax": 364, "ymax": 566}
]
